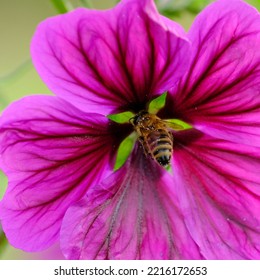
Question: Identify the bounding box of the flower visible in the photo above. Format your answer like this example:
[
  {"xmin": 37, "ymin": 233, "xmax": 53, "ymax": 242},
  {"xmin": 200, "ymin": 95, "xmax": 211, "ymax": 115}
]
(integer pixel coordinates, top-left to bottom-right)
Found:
[{"xmin": 1, "ymin": 0, "xmax": 260, "ymax": 260}]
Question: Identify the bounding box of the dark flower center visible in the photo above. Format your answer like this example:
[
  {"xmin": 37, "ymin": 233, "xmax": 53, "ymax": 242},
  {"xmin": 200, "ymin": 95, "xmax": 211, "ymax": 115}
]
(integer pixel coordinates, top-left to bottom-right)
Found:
[{"xmin": 107, "ymin": 93, "xmax": 192, "ymax": 171}]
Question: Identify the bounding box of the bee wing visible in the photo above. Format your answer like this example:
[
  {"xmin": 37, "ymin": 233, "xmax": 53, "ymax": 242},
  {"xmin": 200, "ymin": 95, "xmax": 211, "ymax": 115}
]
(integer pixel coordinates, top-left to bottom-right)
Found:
[{"xmin": 164, "ymin": 119, "xmax": 190, "ymax": 131}]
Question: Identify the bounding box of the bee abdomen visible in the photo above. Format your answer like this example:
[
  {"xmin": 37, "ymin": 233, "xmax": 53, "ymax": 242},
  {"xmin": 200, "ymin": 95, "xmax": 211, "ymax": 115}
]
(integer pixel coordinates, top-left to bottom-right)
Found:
[
  {"xmin": 154, "ymin": 150, "xmax": 172, "ymax": 166},
  {"xmin": 149, "ymin": 134, "xmax": 173, "ymax": 167},
  {"xmin": 153, "ymin": 145, "xmax": 172, "ymax": 166}
]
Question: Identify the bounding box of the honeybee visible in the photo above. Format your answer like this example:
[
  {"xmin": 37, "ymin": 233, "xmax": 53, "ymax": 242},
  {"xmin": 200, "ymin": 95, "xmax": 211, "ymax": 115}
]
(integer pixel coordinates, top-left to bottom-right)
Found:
[{"xmin": 130, "ymin": 110, "xmax": 183, "ymax": 167}]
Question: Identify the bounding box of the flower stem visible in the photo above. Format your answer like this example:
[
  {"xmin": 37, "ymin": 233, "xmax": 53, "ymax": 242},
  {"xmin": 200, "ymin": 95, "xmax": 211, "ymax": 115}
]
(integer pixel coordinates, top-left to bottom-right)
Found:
[
  {"xmin": 0, "ymin": 231, "xmax": 8, "ymax": 257},
  {"xmin": 50, "ymin": 0, "xmax": 74, "ymax": 13},
  {"xmin": 0, "ymin": 58, "xmax": 32, "ymax": 86},
  {"xmin": 0, "ymin": 59, "xmax": 32, "ymax": 109},
  {"xmin": 79, "ymin": 0, "xmax": 94, "ymax": 8}
]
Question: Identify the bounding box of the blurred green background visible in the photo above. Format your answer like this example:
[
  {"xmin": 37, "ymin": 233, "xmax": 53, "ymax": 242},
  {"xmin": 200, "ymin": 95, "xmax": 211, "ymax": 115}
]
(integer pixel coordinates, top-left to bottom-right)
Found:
[{"xmin": 0, "ymin": 0, "xmax": 259, "ymax": 259}]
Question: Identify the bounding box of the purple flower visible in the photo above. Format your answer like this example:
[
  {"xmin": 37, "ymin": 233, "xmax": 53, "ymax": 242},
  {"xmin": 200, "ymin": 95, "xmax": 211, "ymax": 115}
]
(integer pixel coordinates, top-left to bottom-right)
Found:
[{"xmin": 1, "ymin": 0, "xmax": 260, "ymax": 259}]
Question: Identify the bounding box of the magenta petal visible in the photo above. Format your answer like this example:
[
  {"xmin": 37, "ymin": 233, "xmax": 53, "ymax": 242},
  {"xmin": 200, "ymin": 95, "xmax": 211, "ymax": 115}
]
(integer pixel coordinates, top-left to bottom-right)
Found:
[
  {"xmin": 0, "ymin": 96, "xmax": 115, "ymax": 251},
  {"xmin": 174, "ymin": 131, "xmax": 260, "ymax": 259},
  {"xmin": 60, "ymin": 146, "xmax": 202, "ymax": 260},
  {"xmin": 31, "ymin": 0, "xmax": 190, "ymax": 114},
  {"xmin": 169, "ymin": 0, "xmax": 260, "ymax": 146}
]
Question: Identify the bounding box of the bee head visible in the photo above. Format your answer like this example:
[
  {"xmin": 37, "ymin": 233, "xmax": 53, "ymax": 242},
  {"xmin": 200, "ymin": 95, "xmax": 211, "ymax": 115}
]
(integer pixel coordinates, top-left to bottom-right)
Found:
[{"xmin": 130, "ymin": 110, "xmax": 149, "ymax": 126}]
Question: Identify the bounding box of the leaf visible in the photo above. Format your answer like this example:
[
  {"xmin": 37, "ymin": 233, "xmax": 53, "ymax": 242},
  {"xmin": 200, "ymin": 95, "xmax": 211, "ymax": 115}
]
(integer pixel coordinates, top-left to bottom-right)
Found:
[
  {"xmin": 107, "ymin": 111, "xmax": 134, "ymax": 124},
  {"xmin": 114, "ymin": 132, "xmax": 136, "ymax": 171},
  {"xmin": 148, "ymin": 92, "xmax": 167, "ymax": 114},
  {"xmin": 166, "ymin": 118, "xmax": 193, "ymax": 130},
  {"xmin": 50, "ymin": 0, "xmax": 74, "ymax": 14}
]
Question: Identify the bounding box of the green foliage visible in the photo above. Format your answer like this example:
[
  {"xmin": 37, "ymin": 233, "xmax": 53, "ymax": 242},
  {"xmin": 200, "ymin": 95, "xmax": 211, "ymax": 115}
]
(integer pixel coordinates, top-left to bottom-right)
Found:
[
  {"xmin": 166, "ymin": 118, "xmax": 193, "ymax": 130},
  {"xmin": 114, "ymin": 132, "xmax": 136, "ymax": 171},
  {"xmin": 0, "ymin": 231, "xmax": 8, "ymax": 259},
  {"xmin": 148, "ymin": 92, "xmax": 167, "ymax": 114},
  {"xmin": 50, "ymin": 0, "xmax": 74, "ymax": 13},
  {"xmin": 107, "ymin": 111, "xmax": 134, "ymax": 124},
  {"xmin": 79, "ymin": 0, "xmax": 94, "ymax": 8},
  {"xmin": 187, "ymin": 0, "xmax": 214, "ymax": 14},
  {"xmin": 108, "ymin": 93, "xmax": 168, "ymax": 123},
  {"xmin": 156, "ymin": 0, "xmax": 192, "ymax": 13},
  {"xmin": 155, "ymin": 0, "xmax": 214, "ymax": 18}
]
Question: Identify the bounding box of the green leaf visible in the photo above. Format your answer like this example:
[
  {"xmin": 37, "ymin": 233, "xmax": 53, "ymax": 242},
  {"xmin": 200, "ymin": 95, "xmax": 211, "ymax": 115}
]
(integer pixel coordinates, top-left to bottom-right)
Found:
[
  {"xmin": 50, "ymin": 0, "xmax": 74, "ymax": 13},
  {"xmin": 0, "ymin": 231, "xmax": 8, "ymax": 258},
  {"xmin": 148, "ymin": 92, "xmax": 167, "ymax": 114},
  {"xmin": 107, "ymin": 111, "xmax": 134, "ymax": 124},
  {"xmin": 165, "ymin": 164, "xmax": 173, "ymax": 173},
  {"xmin": 187, "ymin": 0, "xmax": 213, "ymax": 13},
  {"xmin": 166, "ymin": 118, "xmax": 193, "ymax": 130},
  {"xmin": 114, "ymin": 132, "xmax": 136, "ymax": 171}
]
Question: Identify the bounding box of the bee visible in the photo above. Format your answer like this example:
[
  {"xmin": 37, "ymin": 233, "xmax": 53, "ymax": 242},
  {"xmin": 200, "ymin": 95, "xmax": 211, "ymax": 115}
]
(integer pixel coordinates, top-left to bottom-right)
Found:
[{"xmin": 130, "ymin": 110, "xmax": 183, "ymax": 167}]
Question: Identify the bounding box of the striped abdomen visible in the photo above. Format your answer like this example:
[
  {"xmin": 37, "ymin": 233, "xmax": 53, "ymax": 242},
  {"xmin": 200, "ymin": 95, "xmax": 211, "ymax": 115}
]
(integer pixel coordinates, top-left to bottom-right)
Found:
[{"xmin": 146, "ymin": 129, "xmax": 173, "ymax": 167}]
